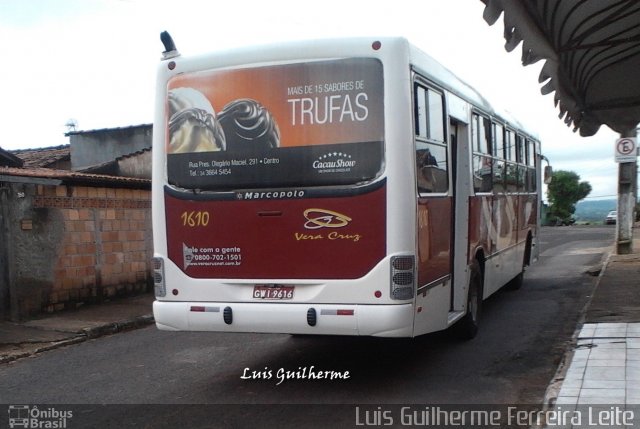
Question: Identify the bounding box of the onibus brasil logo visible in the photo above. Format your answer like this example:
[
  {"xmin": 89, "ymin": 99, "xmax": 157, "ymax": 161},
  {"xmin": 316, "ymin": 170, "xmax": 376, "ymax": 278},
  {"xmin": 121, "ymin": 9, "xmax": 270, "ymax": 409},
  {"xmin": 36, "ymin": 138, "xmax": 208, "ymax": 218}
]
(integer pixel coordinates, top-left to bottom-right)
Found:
[{"xmin": 8, "ymin": 405, "xmax": 73, "ymax": 428}]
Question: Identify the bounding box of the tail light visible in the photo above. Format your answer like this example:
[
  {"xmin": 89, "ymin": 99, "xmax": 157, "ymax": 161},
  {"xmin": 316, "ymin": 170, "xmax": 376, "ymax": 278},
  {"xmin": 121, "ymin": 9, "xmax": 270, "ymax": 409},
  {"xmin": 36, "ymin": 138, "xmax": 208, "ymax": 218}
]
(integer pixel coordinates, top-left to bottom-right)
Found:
[
  {"xmin": 391, "ymin": 255, "xmax": 415, "ymax": 300},
  {"xmin": 152, "ymin": 257, "xmax": 166, "ymax": 297}
]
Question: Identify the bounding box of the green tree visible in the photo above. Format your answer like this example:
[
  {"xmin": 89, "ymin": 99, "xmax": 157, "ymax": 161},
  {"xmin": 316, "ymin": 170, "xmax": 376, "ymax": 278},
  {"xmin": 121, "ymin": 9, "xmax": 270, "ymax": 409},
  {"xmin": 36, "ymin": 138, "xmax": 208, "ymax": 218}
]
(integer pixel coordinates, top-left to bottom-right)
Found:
[{"xmin": 547, "ymin": 170, "xmax": 592, "ymax": 224}]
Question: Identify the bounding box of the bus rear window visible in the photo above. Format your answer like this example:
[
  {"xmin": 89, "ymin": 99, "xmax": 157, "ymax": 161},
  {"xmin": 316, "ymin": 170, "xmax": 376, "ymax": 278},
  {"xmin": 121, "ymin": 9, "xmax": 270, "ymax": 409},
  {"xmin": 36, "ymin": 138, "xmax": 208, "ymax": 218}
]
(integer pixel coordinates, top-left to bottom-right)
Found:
[{"xmin": 165, "ymin": 58, "xmax": 384, "ymax": 190}]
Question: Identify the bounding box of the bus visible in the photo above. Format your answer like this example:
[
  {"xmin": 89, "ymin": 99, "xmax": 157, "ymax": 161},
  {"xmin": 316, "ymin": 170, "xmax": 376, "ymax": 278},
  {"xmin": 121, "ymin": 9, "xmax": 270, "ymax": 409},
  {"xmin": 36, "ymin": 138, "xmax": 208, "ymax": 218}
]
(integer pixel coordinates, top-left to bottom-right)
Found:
[{"xmin": 152, "ymin": 36, "xmax": 543, "ymax": 339}]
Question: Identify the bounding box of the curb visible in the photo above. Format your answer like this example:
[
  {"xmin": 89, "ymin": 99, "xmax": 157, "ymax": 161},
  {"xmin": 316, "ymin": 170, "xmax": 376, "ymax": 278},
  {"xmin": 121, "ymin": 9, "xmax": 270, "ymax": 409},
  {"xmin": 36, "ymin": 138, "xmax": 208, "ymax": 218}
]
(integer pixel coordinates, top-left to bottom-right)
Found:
[
  {"xmin": 0, "ymin": 336, "xmax": 86, "ymax": 365},
  {"xmin": 82, "ymin": 314, "xmax": 155, "ymax": 338},
  {"xmin": 0, "ymin": 315, "xmax": 154, "ymax": 365}
]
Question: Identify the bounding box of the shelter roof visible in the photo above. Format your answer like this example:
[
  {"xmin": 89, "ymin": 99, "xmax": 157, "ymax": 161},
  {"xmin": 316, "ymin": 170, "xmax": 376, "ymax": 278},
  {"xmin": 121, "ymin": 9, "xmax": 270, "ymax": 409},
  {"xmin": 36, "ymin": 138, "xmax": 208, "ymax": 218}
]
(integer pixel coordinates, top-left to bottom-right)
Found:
[{"xmin": 481, "ymin": 0, "xmax": 640, "ymax": 136}]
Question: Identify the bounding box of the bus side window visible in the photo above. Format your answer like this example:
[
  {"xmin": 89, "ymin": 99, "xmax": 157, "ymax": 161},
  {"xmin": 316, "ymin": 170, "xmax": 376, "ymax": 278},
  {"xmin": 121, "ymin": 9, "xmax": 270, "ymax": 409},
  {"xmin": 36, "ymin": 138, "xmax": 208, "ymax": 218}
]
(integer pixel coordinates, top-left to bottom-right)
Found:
[
  {"xmin": 492, "ymin": 122, "xmax": 505, "ymax": 193},
  {"xmin": 417, "ymin": 144, "xmax": 448, "ymax": 193},
  {"xmin": 504, "ymin": 129, "xmax": 518, "ymax": 192},
  {"xmin": 472, "ymin": 114, "xmax": 492, "ymax": 193},
  {"xmin": 526, "ymin": 139, "xmax": 537, "ymax": 192},
  {"xmin": 516, "ymin": 135, "xmax": 526, "ymax": 192},
  {"xmin": 415, "ymin": 83, "xmax": 448, "ymax": 193}
]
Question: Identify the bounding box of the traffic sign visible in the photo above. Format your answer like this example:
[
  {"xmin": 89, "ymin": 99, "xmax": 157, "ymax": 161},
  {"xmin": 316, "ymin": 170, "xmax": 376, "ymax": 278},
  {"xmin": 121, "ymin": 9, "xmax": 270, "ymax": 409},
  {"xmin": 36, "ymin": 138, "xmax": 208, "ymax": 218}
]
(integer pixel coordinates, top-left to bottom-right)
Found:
[{"xmin": 614, "ymin": 137, "xmax": 637, "ymax": 163}]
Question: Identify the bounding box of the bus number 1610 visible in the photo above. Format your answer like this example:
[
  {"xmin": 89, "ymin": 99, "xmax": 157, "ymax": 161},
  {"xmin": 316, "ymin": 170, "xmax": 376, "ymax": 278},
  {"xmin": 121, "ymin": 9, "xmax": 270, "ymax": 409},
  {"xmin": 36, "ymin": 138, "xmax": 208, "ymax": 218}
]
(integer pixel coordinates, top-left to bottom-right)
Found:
[{"xmin": 180, "ymin": 211, "xmax": 210, "ymax": 227}]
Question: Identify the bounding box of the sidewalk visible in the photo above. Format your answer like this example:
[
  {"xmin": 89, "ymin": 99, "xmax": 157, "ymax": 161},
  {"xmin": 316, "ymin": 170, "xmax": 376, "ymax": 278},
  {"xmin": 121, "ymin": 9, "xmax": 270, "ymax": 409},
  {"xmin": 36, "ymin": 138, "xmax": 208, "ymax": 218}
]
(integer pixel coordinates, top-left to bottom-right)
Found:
[
  {"xmin": 0, "ymin": 293, "xmax": 154, "ymax": 364},
  {"xmin": 545, "ymin": 225, "xmax": 640, "ymax": 409}
]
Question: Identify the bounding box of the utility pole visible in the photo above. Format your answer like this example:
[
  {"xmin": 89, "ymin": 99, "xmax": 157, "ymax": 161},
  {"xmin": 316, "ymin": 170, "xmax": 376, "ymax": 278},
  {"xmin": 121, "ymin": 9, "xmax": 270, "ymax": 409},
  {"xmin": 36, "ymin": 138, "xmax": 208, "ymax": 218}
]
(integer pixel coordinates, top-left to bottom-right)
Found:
[{"xmin": 615, "ymin": 128, "xmax": 638, "ymax": 254}]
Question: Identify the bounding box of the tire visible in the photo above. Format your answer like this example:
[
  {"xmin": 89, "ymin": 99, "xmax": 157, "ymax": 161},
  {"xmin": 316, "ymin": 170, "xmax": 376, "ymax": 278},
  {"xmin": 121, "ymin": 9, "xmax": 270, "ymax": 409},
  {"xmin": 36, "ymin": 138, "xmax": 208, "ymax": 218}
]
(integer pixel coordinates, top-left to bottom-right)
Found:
[
  {"xmin": 456, "ymin": 260, "xmax": 482, "ymax": 340},
  {"xmin": 507, "ymin": 271, "xmax": 524, "ymax": 291}
]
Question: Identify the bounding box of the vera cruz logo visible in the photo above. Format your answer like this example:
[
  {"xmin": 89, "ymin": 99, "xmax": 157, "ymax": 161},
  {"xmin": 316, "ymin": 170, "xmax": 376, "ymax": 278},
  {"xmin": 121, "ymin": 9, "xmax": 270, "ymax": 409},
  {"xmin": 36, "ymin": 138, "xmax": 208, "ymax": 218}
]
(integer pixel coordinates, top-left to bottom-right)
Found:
[{"xmin": 304, "ymin": 208, "xmax": 351, "ymax": 229}]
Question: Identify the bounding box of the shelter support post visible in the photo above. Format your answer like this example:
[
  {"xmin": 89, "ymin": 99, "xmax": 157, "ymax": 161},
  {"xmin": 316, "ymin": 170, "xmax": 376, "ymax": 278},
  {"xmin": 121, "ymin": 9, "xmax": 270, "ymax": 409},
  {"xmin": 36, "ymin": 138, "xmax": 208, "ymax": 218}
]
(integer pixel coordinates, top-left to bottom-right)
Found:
[{"xmin": 616, "ymin": 129, "xmax": 638, "ymax": 255}]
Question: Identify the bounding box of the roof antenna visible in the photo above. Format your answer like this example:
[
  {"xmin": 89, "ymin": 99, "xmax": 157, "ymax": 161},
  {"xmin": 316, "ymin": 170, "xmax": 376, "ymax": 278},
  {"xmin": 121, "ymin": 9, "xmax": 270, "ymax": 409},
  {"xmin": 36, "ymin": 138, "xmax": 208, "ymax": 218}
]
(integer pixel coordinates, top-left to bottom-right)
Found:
[{"xmin": 160, "ymin": 31, "xmax": 180, "ymax": 59}]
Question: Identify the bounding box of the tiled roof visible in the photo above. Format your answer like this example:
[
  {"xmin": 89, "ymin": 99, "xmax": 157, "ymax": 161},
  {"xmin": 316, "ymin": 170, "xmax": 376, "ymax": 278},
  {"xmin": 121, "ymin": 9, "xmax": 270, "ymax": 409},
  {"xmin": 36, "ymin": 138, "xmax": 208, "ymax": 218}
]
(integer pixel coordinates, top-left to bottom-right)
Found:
[
  {"xmin": 0, "ymin": 147, "xmax": 24, "ymax": 167},
  {"xmin": 11, "ymin": 145, "xmax": 70, "ymax": 168},
  {"xmin": 116, "ymin": 147, "xmax": 152, "ymax": 161},
  {"xmin": 0, "ymin": 166, "xmax": 150, "ymax": 189}
]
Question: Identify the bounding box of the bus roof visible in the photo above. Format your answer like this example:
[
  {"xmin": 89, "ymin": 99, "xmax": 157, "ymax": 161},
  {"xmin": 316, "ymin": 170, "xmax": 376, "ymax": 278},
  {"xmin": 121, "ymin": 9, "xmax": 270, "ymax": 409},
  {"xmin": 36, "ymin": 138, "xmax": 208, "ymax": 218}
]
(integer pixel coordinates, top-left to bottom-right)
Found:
[{"xmin": 407, "ymin": 41, "xmax": 538, "ymax": 140}]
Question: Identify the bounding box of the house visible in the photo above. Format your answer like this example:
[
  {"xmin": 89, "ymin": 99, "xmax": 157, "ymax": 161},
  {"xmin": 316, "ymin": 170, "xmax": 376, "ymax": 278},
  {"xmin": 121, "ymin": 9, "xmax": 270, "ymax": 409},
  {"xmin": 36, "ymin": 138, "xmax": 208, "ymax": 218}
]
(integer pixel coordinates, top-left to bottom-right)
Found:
[
  {"xmin": 78, "ymin": 148, "xmax": 152, "ymax": 179},
  {"xmin": 0, "ymin": 125, "xmax": 154, "ymax": 321},
  {"xmin": 66, "ymin": 124, "xmax": 152, "ymax": 174}
]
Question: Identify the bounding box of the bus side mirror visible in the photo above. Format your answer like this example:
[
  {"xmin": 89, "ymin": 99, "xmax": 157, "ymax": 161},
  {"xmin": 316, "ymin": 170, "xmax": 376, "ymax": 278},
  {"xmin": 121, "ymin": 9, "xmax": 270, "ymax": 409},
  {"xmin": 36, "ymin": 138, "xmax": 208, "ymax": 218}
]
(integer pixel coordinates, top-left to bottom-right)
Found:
[{"xmin": 543, "ymin": 166, "xmax": 553, "ymax": 184}]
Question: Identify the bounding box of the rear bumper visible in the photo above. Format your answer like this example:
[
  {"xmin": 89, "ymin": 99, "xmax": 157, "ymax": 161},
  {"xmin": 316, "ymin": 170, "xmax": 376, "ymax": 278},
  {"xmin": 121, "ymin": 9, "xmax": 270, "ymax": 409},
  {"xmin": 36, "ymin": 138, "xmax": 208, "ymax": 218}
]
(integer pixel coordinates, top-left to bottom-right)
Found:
[{"xmin": 153, "ymin": 300, "xmax": 414, "ymax": 337}]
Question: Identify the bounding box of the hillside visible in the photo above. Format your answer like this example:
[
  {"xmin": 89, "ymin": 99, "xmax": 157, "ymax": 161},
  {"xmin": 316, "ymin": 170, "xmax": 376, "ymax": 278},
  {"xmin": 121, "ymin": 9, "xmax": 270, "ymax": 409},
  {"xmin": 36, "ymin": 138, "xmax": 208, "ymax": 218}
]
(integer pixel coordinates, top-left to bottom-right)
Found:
[{"xmin": 574, "ymin": 199, "xmax": 616, "ymax": 222}]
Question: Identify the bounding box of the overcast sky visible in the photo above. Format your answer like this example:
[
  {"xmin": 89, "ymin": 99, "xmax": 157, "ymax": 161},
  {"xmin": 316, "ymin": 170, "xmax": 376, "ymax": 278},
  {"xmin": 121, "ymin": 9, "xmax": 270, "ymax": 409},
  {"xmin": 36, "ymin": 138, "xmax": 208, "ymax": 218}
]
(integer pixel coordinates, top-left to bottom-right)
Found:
[{"xmin": 0, "ymin": 0, "xmax": 628, "ymax": 199}]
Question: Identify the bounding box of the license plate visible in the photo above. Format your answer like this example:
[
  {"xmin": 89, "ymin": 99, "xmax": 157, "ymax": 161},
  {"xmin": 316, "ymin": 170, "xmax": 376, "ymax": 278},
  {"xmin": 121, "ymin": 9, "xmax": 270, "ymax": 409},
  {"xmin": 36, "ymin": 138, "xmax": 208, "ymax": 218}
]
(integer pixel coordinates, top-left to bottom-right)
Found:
[{"xmin": 253, "ymin": 285, "xmax": 294, "ymax": 300}]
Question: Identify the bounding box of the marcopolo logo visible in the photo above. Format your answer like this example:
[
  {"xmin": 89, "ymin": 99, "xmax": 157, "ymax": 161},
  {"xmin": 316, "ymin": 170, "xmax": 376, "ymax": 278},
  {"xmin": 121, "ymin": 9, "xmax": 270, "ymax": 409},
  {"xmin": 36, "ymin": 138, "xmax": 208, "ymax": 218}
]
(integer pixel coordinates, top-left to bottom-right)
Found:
[
  {"xmin": 238, "ymin": 189, "xmax": 306, "ymax": 200},
  {"xmin": 312, "ymin": 152, "xmax": 357, "ymax": 174},
  {"xmin": 8, "ymin": 405, "xmax": 73, "ymax": 428}
]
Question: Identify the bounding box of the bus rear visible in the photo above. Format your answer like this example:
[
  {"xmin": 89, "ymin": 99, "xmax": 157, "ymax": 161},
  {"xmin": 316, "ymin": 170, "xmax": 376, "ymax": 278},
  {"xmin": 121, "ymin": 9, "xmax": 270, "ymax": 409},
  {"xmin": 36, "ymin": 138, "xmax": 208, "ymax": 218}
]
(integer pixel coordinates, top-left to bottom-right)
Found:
[{"xmin": 152, "ymin": 38, "xmax": 417, "ymax": 337}]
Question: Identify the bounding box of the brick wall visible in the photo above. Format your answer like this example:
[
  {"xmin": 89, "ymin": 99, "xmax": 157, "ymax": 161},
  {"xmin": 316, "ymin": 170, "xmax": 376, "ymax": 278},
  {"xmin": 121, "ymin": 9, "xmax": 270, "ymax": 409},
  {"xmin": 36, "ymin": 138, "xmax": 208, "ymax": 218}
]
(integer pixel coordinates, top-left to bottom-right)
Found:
[{"xmin": 26, "ymin": 184, "xmax": 153, "ymax": 314}]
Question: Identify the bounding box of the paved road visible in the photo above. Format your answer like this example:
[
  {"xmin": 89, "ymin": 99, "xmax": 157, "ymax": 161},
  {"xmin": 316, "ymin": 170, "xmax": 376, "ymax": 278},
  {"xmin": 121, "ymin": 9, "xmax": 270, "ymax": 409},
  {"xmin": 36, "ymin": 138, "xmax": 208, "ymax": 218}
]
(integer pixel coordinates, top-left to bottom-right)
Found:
[{"xmin": 0, "ymin": 226, "xmax": 614, "ymax": 428}]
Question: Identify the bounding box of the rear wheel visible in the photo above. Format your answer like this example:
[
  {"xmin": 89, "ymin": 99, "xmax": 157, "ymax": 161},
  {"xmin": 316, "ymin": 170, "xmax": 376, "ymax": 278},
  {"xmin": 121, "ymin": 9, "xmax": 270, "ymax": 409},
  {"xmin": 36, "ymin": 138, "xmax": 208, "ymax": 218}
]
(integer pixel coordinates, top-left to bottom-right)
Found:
[
  {"xmin": 456, "ymin": 260, "xmax": 482, "ymax": 340},
  {"xmin": 508, "ymin": 271, "xmax": 524, "ymax": 290}
]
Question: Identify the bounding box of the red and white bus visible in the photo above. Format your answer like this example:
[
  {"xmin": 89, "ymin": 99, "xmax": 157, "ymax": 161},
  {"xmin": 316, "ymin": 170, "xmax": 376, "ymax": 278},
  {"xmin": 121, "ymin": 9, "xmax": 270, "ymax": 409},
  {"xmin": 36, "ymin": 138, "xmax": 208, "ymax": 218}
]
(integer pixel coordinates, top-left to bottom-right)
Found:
[{"xmin": 152, "ymin": 37, "xmax": 543, "ymax": 338}]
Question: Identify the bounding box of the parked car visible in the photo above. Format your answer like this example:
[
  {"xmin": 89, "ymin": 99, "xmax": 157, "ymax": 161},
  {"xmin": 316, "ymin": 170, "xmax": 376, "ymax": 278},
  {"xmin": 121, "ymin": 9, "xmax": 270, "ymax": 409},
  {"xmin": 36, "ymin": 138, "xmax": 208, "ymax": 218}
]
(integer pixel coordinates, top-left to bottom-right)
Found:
[
  {"xmin": 551, "ymin": 215, "xmax": 575, "ymax": 226},
  {"xmin": 605, "ymin": 210, "xmax": 617, "ymax": 225}
]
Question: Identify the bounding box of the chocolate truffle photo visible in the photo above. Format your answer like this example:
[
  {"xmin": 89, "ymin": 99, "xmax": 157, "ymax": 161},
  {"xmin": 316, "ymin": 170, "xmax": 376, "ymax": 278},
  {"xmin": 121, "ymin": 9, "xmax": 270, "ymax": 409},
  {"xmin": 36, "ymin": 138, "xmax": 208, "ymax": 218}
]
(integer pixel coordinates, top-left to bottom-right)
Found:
[
  {"xmin": 167, "ymin": 87, "xmax": 226, "ymax": 153},
  {"xmin": 218, "ymin": 98, "xmax": 280, "ymax": 151}
]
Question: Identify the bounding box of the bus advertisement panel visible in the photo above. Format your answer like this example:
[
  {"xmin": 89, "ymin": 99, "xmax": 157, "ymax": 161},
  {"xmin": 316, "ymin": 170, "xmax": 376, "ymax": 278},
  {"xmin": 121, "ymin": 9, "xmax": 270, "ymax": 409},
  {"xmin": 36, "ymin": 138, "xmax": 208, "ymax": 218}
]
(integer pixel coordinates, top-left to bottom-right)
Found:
[{"xmin": 166, "ymin": 58, "xmax": 384, "ymax": 190}]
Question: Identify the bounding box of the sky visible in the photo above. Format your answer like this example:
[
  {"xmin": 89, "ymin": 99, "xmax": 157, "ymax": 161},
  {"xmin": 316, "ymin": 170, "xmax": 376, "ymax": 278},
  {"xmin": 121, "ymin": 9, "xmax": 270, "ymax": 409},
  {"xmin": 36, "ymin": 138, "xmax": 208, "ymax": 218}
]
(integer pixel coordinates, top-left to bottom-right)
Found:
[{"xmin": 0, "ymin": 0, "xmax": 629, "ymax": 200}]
